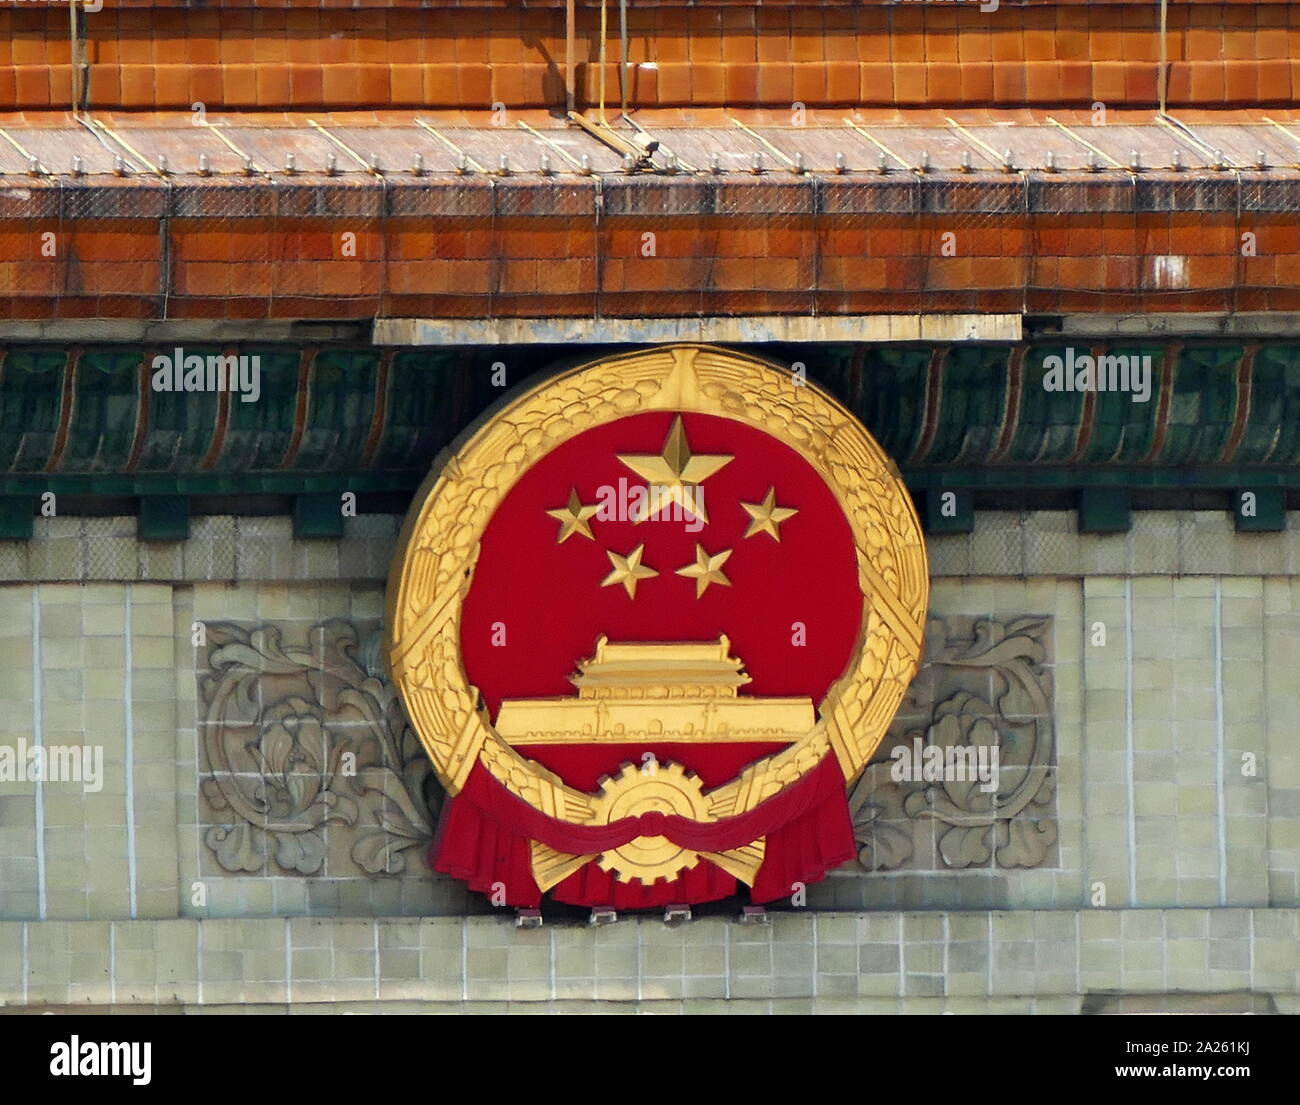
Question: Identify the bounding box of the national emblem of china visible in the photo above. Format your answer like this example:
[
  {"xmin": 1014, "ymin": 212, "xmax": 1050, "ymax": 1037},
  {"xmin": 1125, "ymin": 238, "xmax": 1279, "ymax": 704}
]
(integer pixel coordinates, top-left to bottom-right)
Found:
[{"xmin": 387, "ymin": 345, "xmax": 928, "ymax": 909}]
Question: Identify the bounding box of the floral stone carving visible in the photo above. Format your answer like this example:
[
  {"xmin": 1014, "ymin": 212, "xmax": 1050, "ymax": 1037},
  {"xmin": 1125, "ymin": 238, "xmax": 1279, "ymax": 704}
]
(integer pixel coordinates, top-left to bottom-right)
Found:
[
  {"xmin": 196, "ymin": 614, "xmax": 1054, "ymax": 881},
  {"xmin": 849, "ymin": 615, "xmax": 1057, "ymax": 872},
  {"xmin": 198, "ymin": 620, "xmax": 437, "ymax": 877}
]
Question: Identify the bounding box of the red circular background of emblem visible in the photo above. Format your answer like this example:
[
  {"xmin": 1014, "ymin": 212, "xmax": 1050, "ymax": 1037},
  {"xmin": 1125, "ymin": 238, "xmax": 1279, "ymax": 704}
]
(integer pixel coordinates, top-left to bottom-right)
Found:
[{"xmin": 459, "ymin": 411, "xmax": 862, "ymax": 790}]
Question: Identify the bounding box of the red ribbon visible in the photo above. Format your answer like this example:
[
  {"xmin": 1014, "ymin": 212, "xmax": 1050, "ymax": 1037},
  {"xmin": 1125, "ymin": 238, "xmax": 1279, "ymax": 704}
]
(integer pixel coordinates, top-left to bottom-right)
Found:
[{"xmin": 454, "ymin": 752, "xmax": 846, "ymax": 857}]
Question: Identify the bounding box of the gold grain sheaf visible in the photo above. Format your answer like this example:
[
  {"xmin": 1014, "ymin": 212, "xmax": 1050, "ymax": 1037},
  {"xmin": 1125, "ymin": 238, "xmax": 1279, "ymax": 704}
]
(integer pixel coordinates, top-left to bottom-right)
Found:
[{"xmin": 387, "ymin": 344, "xmax": 928, "ymax": 823}]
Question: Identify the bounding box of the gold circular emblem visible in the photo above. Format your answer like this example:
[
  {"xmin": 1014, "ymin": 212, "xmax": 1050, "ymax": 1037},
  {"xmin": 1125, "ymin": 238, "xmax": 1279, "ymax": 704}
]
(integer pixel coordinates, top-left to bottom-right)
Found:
[{"xmin": 387, "ymin": 344, "xmax": 928, "ymax": 887}]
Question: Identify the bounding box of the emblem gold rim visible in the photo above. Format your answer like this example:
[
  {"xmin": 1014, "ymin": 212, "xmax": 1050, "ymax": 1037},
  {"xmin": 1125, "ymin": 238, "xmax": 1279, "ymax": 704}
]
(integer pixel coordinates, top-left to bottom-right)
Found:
[{"xmin": 386, "ymin": 344, "xmax": 929, "ymax": 880}]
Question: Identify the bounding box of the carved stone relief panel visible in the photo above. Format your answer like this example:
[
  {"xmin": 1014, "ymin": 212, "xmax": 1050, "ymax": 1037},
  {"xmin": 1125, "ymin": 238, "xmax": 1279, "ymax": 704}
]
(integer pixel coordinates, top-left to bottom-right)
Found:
[
  {"xmin": 197, "ymin": 620, "xmax": 437, "ymax": 878},
  {"xmin": 196, "ymin": 614, "xmax": 1055, "ymax": 883},
  {"xmin": 850, "ymin": 615, "xmax": 1058, "ymax": 873}
]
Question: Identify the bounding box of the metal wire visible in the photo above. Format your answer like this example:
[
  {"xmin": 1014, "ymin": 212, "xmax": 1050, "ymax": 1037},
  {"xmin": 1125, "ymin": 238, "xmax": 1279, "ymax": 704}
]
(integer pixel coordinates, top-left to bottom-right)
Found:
[{"xmin": 5, "ymin": 168, "xmax": 1294, "ymax": 320}]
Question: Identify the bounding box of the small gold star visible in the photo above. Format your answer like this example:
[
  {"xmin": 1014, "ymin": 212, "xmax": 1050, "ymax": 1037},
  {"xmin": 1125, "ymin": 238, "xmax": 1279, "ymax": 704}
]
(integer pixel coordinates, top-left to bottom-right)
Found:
[
  {"xmin": 546, "ymin": 487, "xmax": 600, "ymax": 543},
  {"xmin": 740, "ymin": 487, "xmax": 798, "ymax": 541},
  {"xmin": 616, "ymin": 415, "xmax": 733, "ymax": 525},
  {"xmin": 601, "ymin": 544, "xmax": 659, "ymax": 599},
  {"xmin": 675, "ymin": 543, "xmax": 733, "ymax": 598}
]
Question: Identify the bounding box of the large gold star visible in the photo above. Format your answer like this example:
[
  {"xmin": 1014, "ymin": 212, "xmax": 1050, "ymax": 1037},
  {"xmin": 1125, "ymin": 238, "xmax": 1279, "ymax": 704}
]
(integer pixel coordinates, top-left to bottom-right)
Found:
[
  {"xmin": 616, "ymin": 415, "xmax": 733, "ymax": 525},
  {"xmin": 601, "ymin": 544, "xmax": 659, "ymax": 599},
  {"xmin": 740, "ymin": 487, "xmax": 798, "ymax": 541},
  {"xmin": 675, "ymin": 543, "xmax": 733, "ymax": 598},
  {"xmin": 546, "ymin": 487, "xmax": 600, "ymax": 543}
]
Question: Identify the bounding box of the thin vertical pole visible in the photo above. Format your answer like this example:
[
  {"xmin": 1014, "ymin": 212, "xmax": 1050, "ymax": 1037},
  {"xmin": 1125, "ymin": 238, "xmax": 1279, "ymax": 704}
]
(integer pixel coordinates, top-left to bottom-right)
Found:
[
  {"xmin": 69, "ymin": 0, "xmax": 80, "ymax": 116},
  {"xmin": 1158, "ymin": 0, "xmax": 1169, "ymax": 114},
  {"xmin": 565, "ymin": 0, "xmax": 576, "ymax": 113},
  {"xmin": 620, "ymin": 0, "xmax": 629, "ymax": 119},
  {"xmin": 599, "ymin": 0, "xmax": 608, "ymax": 124}
]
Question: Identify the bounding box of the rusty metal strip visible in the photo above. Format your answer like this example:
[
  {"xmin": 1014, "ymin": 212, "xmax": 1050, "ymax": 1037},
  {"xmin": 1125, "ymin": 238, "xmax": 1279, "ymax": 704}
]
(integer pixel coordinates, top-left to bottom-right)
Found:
[
  {"xmin": 731, "ymin": 118, "xmax": 799, "ymax": 172},
  {"xmin": 1045, "ymin": 116, "xmax": 1124, "ymax": 168},
  {"xmin": 515, "ymin": 120, "xmax": 583, "ymax": 169},
  {"xmin": 72, "ymin": 112, "xmax": 142, "ymax": 178},
  {"xmin": 1159, "ymin": 114, "xmax": 1218, "ymax": 160},
  {"xmin": 943, "ymin": 115, "xmax": 1000, "ymax": 167},
  {"xmin": 1155, "ymin": 114, "xmax": 1215, "ymax": 162},
  {"xmin": 842, "ymin": 118, "xmax": 910, "ymax": 171},
  {"xmin": 414, "ymin": 119, "xmax": 486, "ymax": 173},
  {"xmin": 204, "ymin": 122, "xmax": 263, "ymax": 172},
  {"xmin": 1261, "ymin": 116, "xmax": 1300, "ymax": 167},
  {"xmin": 0, "ymin": 126, "xmax": 37, "ymax": 165},
  {"xmin": 1263, "ymin": 116, "xmax": 1300, "ymax": 142},
  {"xmin": 308, "ymin": 118, "xmax": 373, "ymax": 171},
  {"xmin": 89, "ymin": 118, "xmax": 159, "ymax": 174}
]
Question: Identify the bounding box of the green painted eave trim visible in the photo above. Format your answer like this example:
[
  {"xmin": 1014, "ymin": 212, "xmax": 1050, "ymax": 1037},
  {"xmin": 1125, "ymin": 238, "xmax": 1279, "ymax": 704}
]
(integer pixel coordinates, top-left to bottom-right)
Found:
[
  {"xmin": 138, "ymin": 495, "xmax": 190, "ymax": 542},
  {"xmin": 1, "ymin": 467, "xmax": 1295, "ymax": 499},
  {"xmin": 2, "ymin": 340, "xmax": 1299, "ymax": 495},
  {"xmin": 293, "ymin": 493, "xmax": 348, "ymax": 539},
  {"xmin": 1234, "ymin": 487, "xmax": 1287, "ymax": 532},
  {"xmin": 0, "ymin": 495, "xmax": 33, "ymax": 539},
  {"xmin": 1078, "ymin": 488, "xmax": 1132, "ymax": 534},
  {"xmin": 0, "ymin": 474, "xmax": 422, "ymax": 496},
  {"xmin": 902, "ymin": 467, "xmax": 1300, "ymax": 491}
]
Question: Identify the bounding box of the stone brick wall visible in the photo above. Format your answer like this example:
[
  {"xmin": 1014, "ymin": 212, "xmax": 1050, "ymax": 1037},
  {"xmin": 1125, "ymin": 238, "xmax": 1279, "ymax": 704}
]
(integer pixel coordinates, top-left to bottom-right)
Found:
[
  {"xmin": 2, "ymin": 511, "xmax": 1298, "ymax": 1008},
  {"xmin": 1, "ymin": 911, "xmax": 1295, "ymax": 1013}
]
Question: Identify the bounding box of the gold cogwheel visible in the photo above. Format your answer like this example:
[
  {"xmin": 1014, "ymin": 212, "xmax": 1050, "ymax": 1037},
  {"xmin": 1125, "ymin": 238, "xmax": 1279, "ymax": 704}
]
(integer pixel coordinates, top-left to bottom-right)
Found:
[{"xmin": 591, "ymin": 762, "xmax": 714, "ymax": 885}]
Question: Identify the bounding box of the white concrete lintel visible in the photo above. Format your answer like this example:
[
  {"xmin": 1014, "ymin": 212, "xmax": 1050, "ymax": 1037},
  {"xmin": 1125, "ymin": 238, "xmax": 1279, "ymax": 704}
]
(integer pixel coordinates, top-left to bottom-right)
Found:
[{"xmin": 373, "ymin": 314, "xmax": 1023, "ymax": 346}]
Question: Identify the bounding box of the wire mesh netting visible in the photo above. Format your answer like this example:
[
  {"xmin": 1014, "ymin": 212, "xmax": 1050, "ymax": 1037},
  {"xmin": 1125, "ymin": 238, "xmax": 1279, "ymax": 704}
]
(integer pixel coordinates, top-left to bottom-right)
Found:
[{"xmin": 4, "ymin": 115, "xmax": 1300, "ymax": 321}]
